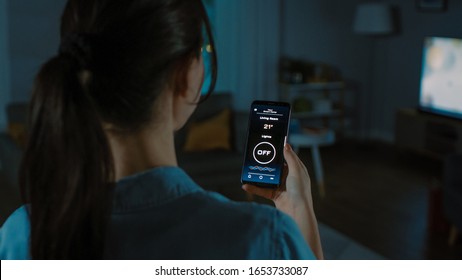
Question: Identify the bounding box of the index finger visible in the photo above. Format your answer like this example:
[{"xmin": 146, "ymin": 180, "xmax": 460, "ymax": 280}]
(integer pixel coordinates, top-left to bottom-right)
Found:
[{"xmin": 283, "ymin": 143, "xmax": 305, "ymax": 175}]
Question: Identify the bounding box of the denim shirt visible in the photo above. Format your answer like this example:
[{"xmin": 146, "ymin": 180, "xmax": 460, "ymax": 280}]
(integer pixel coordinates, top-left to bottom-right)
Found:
[{"xmin": 0, "ymin": 167, "xmax": 315, "ymax": 259}]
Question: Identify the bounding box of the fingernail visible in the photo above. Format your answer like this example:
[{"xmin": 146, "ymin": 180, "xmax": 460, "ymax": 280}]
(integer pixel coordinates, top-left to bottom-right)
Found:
[{"xmin": 285, "ymin": 143, "xmax": 292, "ymax": 151}]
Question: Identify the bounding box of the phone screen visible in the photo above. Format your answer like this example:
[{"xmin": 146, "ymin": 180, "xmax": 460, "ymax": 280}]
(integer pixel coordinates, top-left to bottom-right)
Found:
[{"xmin": 241, "ymin": 101, "xmax": 291, "ymax": 188}]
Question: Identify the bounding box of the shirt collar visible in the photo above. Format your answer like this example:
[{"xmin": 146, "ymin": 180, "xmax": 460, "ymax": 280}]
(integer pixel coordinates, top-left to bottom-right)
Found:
[{"xmin": 112, "ymin": 166, "xmax": 203, "ymax": 213}]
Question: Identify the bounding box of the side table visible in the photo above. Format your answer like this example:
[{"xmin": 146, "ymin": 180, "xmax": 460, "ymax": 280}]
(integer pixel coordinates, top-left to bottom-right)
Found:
[{"xmin": 289, "ymin": 129, "xmax": 335, "ymax": 197}]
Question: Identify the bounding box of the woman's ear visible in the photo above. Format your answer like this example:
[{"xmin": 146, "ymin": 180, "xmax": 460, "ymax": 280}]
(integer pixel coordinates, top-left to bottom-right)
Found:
[
  {"xmin": 171, "ymin": 56, "xmax": 205, "ymax": 130},
  {"xmin": 174, "ymin": 56, "xmax": 205, "ymax": 103}
]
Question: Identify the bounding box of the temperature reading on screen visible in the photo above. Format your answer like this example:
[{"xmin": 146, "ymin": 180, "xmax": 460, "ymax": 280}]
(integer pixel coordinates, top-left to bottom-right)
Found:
[{"xmin": 263, "ymin": 124, "xmax": 273, "ymax": 130}]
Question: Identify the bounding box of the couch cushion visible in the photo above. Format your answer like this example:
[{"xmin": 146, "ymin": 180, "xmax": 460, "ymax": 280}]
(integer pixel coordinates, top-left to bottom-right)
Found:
[
  {"xmin": 6, "ymin": 102, "xmax": 29, "ymax": 149},
  {"xmin": 183, "ymin": 109, "xmax": 232, "ymax": 152},
  {"xmin": 176, "ymin": 93, "xmax": 233, "ymax": 151},
  {"xmin": 7, "ymin": 123, "xmax": 27, "ymax": 148}
]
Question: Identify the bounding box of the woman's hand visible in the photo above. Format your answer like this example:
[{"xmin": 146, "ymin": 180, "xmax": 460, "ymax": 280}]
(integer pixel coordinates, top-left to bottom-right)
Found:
[{"xmin": 242, "ymin": 144, "xmax": 324, "ymax": 259}]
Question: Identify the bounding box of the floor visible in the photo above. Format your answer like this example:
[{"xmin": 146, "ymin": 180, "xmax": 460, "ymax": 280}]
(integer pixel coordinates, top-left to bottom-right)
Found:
[
  {"xmin": 302, "ymin": 140, "xmax": 462, "ymax": 260},
  {"xmin": 1, "ymin": 140, "xmax": 461, "ymax": 259},
  {"xmin": 318, "ymin": 222, "xmax": 386, "ymax": 259}
]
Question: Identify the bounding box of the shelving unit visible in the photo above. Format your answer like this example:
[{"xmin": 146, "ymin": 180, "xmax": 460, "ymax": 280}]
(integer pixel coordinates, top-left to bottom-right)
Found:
[
  {"xmin": 279, "ymin": 81, "xmax": 347, "ymax": 131},
  {"xmin": 280, "ymin": 82, "xmax": 349, "ymax": 198}
]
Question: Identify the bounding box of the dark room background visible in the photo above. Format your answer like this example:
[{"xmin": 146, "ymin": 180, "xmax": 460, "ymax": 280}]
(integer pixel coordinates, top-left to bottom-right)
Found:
[{"xmin": 1, "ymin": 0, "xmax": 462, "ymax": 142}]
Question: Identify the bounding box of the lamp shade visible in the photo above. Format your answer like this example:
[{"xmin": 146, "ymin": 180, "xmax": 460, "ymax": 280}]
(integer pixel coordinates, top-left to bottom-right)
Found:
[{"xmin": 353, "ymin": 3, "xmax": 393, "ymax": 35}]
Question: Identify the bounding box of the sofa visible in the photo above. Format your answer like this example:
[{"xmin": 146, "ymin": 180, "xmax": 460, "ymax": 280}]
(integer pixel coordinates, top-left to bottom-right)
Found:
[
  {"xmin": 175, "ymin": 93, "xmax": 252, "ymax": 201},
  {"xmin": 0, "ymin": 103, "xmax": 27, "ymax": 224},
  {"xmin": 0, "ymin": 93, "xmax": 256, "ymax": 224}
]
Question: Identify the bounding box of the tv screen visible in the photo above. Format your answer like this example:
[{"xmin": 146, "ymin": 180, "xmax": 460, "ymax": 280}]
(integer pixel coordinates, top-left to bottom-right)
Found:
[{"xmin": 419, "ymin": 37, "xmax": 462, "ymax": 119}]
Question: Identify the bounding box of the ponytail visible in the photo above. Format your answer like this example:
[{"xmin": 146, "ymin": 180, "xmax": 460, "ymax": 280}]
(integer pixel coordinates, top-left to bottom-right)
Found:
[{"xmin": 19, "ymin": 53, "xmax": 114, "ymax": 259}]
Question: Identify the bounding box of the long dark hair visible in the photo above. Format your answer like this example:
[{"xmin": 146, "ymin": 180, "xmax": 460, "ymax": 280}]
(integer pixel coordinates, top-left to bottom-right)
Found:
[{"xmin": 19, "ymin": 0, "xmax": 217, "ymax": 259}]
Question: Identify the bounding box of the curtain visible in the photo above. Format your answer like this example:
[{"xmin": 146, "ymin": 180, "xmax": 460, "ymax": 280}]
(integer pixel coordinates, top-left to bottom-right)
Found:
[{"xmin": 215, "ymin": 0, "xmax": 281, "ymax": 110}]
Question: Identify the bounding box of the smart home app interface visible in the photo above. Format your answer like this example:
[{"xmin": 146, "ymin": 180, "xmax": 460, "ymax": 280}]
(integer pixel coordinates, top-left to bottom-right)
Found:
[{"xmin": 241, "ymin": 101, "xmax": 290, "ymax": 187}]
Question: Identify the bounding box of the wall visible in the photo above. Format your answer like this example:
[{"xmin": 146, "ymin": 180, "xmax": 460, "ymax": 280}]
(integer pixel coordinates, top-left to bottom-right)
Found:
[
  {"xmin": 8, "ymin": 0, "xmax": 66, "ymax": 102},
  {"xmin": 0, "ymin": 0, "xmax": 10, "ymax": 131},
  {"xmin": 4, "ymin": 0, "xmax": 278, "ymax": 113},
  {"xmin": 215, "ymin": 0, "xmax": 281, "ymax": 110},
  {"xmin": 215, "ymin": 0, "xmax": 373, "ymax": 122},
  {"xmin": 281, "ymin": 0, "xmax": 462, "ymax": 141},
  {"xmin": 280, "ymin": 0, "xmax": 374, "ymax": 138},
  {"xmin": 8, "ymin": 0, "xmax": 460, "ymax": 141},
  {"xmin": 371, "ymin": 0, "xmax": 462, "ymax": 141}
]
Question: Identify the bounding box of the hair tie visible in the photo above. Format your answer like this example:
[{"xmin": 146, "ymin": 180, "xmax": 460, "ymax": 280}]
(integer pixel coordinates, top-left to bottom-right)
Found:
[{"xmin": 59, "ymin": 33, "xmax": 93, "ymax": 69}]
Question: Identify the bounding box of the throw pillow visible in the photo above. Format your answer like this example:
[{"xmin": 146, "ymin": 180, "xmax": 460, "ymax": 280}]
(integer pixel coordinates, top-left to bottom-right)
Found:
[
  {"xmin": 8, "ymin": 122, "xmax": 27, "ymax": 148},
  {"xmin": 183, "ymin": 109, "xmax": 232, "ymax": 152}
]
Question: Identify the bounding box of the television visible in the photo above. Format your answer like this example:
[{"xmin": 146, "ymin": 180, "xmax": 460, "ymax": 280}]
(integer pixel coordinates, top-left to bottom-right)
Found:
[{"xmin": 419, "ymin": 37, "xmax": 462, "ymax": 120}]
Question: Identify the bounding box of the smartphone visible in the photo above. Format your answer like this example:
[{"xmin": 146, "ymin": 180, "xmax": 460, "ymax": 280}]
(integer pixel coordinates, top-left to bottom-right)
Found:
[{"xmin": 241, "ymin": 100, "xmax": 291, "ymax": 188}]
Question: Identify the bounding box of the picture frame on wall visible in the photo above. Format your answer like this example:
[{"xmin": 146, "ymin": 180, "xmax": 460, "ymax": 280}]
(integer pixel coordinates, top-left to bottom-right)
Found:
[{"xmin": 416, "ymin": 0, "xmax": 448, "ymax": 12}]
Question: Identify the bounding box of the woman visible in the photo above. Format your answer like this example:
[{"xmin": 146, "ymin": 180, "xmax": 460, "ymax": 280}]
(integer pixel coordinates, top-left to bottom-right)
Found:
[{"xmin": 0, "ymin": 0, "xmax": 323, "ymax": 260}]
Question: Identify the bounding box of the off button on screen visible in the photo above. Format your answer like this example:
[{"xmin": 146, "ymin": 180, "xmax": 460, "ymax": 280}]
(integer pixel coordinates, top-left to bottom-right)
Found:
[{"xmin": 252, "ymin": 142, "xmax": 276, "ymax": 165}]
